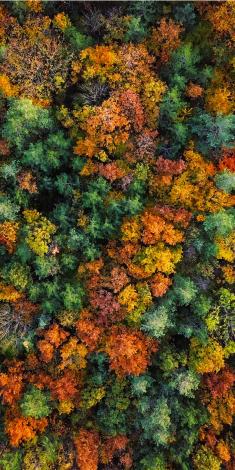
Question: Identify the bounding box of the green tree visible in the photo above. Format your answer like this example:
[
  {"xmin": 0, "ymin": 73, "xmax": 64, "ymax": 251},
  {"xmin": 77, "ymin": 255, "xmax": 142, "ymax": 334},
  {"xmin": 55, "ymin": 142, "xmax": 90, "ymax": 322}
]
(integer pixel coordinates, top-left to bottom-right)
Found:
[
  {"xmin": 190, "ymin": 113, "xmax": 235, "ymax": 156},
  {"xmin": 203, "ymin": 209, "xmax": 235, "ymax": 238},
  {"xmin": 0, "ymin": 451, "xmax": 22, "ymax": 470},
  {"xmin": 20, "ymin": 386, "xmax": 53, "ymax": 419},
  {"xmin": 64, "ymin": 26, "xmax": 93, "ymax": 51},
  {"xmin": 124, "ymin": 17, "xmax": 147, "ymax": 43},
  {"xmin": 136, "ymin": 396, "xmax": 171, "ymax": 447},
  {"xmin": 23, "ymin": 435, "xmax": 59, "ymax": 470},
  {"xmin": 172, "ymin": 275, "xmax": 198, "ymax": 306},
  {"xmin": 2, "ymin": 99, "xmax": 56, "ymax": 153},
  {"xmin": 215, "ymin": 170, "xmax": 235, "ymax": 194},
  {"xmin": 141, "ymin": 301, "xmax": 174, "ymax": 339}
]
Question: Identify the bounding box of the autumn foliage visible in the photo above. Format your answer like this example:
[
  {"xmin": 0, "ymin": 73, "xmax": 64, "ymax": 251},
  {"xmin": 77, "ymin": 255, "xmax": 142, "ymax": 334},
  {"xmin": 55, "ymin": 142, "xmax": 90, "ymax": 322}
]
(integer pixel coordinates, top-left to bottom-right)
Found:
[
  {"xmin": 74, "ymin": 429, "xmax": 99, "ymax": 470},
  {"xmin": 0, "ymin": 2, "xmax": 234, "ymax": 469},
  {"xmin": 105, "ymin": 326, "xmax": 157, "ymax": 377}
]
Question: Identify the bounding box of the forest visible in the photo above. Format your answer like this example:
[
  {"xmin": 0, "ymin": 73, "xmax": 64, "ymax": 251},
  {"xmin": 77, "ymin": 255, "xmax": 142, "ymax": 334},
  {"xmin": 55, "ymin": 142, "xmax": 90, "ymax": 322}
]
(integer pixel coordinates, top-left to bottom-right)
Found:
[{"xmin": 0, "ymin": 1, "xmax": 234, "ymax": 469}]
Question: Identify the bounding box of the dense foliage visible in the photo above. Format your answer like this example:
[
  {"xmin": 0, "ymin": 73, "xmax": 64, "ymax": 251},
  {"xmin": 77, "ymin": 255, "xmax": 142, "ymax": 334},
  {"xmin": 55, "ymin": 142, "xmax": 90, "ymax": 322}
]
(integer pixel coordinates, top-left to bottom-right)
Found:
[{"xmin": 0, "ymin": 1, "xmax": 234, "ymax": 469}]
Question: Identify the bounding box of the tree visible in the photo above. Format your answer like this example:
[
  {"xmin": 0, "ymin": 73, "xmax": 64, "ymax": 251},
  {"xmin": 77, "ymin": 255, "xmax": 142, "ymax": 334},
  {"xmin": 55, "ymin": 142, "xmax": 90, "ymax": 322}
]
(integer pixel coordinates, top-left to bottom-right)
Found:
[
  {"xmin": 0, "ymin": 360, "xmax": 24, "ymax": 405},
  {"xmin": 138, "ymin": 397, "xmax": 171, "ymax": 446},
  {"xmin": 204, "ymin": 368, "xmax": 235, "ymax": 400},
  {"xmin": 206, "ymin": 87, "xmax": 234, "ymax": 115},
  {"xmin": 105, "ymin": 326, "xmax": 157, "ymax": 377},
  {"xmin": 149, "ymin": 18, "xmax": 183, "ymax": 63},
  {"xmin": 203, "ymin": 1, "xmax": 235, "ymax": 42},
  {"xmin": 173, "ymin": 2, "xmax": 197, "ymax": 29},
  {"xmin": 0, "ymin": 15, "xmax": 74, "ymax": 103},
  {"xmin": 169, "ymin": 43, "xmax": 202, "ymax": 81},
  {"xmin": 22, "ymin": 435, "xmax": 59, "ymax": 470},
  {"xmin": 190, "ymin": 113, "xmax": 235, "ymax": 156},
  {"xmin": 37, "ymin": 323, "xmax": 69, "ymax": 362},
  {"xmin": 124, "ymin": 16, "xmax": 147, "ymax": 43},
  {"xmin": 141, "ymin": 301, "xmax": 173, "ymax": 339},
  {"xmin": 5, "ymin": 414, "xmax": 48, "ymax": 447},
  {"xmin": 186, "ymin": 82, "xmax": 203, "ymax": 99},
  {"xmin": 172, "ymin": 275, "xmax": 198, "ymax": 306},
  {"xmin": 96, "ymin": 376, "xmax": 129, "ymax": 436},
  {"xmin": 49, "ymin": 371, "xmax": 78, "ymax": 401},
  {"xmin": 0, "ymin": 221, "xmax": 19, "ymax": 253},
  {"xmin": 23, "ymin": 209, "xmax": 56, "ymax": 257},
  {"xmin": 190, "ymin": 338, "xmax": 224, "ymax": 374},
  {"xmin": 215, "ymin": 171, "xmax": 235, "ymax": 194},
  {"xmin": 20, "ymin": 386, "xmax": 52, "ymax": 419},
  {"xmin": 73, "ymin": 96, "xmax": 130, "ymax": 160},
  {"xmin": 74, "ymin": 429, "xmax": 99, "ymax": 470},
  {"xmin": 169, "ymin": 369, "xmax": 200, "ymax": 398},
  {"xmin": 139, "ymin": 454, "xmax": 167, "ymax": 470},
  {"xmin": 54, "ymin": 12, "xmax": 93, "ymax": 51},
  {"xmin": 193, "ymin": 445, "xmax": 221, "ymax": 470},
  {"xmin": 0, "ymin": 451, "xmax": 22, "ymax": 470},
  {"xmin": 22, "ymin": 130, "xmax": 72, "ymax": 172},
  {"xmin": 76, "ymin": 318, "xmax": 102, "ymax": 352},
  {"xmin": 203, "ymin": 210, "xmax": 235, "ymax": 239},
  {"xmin": 62, "ymin": 282, "xmax": 85, "ymax": 310},
  {"xmin": 2, "ymin": 99, "xmax": 56, "ymax": 153}
]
